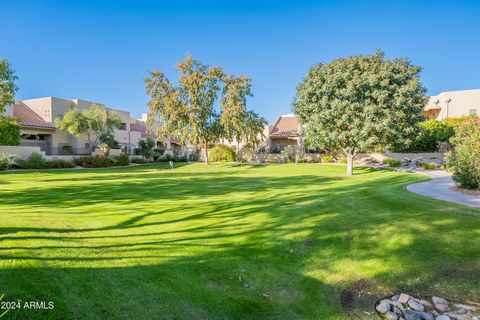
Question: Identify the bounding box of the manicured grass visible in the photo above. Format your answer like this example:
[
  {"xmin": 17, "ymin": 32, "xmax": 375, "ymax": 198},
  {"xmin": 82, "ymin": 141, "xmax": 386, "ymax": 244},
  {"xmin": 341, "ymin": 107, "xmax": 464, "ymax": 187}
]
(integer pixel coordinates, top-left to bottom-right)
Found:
[{"xmin": 0, "ymin": 163, "xmax": 479, "ymax": 319}]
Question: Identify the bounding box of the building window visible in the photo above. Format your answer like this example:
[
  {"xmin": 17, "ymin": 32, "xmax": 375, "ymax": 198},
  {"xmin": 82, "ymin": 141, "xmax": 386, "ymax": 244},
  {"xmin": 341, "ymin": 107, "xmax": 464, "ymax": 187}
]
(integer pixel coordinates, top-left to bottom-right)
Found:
[
  {"xmin": 469, "ymin": 109, "xmax": 478, "ymax": 115},
  {"xmin": 119, "ymin": 123, "xmax": 127, "ymax": 130}
]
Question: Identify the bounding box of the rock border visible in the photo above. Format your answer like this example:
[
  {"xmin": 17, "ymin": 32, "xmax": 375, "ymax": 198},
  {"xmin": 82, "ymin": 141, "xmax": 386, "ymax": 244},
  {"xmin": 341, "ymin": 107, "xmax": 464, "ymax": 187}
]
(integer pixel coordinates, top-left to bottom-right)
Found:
[{"xmin": 375, "ymin": 293, "xmax": 480, "ymax": 320}]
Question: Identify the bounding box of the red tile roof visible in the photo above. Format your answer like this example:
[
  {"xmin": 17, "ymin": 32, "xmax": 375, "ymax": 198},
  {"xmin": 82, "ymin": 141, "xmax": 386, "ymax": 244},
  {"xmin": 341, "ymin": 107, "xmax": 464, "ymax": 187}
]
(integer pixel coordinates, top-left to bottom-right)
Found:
[
  {"xmin": 269, "ymin": 115, "xmax": 300, "ymax": 137},
  {"xmin": 13, "ymin": 103, "xmax": 56, "ymax": 130}
]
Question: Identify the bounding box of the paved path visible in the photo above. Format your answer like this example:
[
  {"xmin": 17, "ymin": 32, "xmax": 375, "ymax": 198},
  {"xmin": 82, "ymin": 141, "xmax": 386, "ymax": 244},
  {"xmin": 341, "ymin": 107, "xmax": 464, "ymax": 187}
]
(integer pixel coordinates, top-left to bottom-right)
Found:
[{"xmin": 406, "ymin": 169, "xmax": 480, "ymax": 208}]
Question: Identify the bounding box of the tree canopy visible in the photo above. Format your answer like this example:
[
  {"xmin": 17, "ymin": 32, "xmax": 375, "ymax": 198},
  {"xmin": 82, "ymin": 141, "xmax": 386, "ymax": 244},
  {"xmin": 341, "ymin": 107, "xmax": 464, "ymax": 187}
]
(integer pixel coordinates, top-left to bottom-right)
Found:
[
  {"xmin": 293, "ymin": 52, "xmax": 427, "ymax": 175},
  {"xmin": 145, "ymin": 55, "xmax": 266, "ymax": 163},
  {"xmin": 55, "ymin": 104, "xmax": 122, "ymax": 152},
  {"xmin": 0, "ymin": 59, "xmax": 18, "ymax": 115}
]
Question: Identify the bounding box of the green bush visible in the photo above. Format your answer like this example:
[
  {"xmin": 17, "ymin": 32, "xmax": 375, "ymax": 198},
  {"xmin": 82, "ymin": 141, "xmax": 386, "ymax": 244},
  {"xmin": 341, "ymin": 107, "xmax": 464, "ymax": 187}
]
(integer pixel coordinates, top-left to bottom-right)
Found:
[
  {"xmin": 137, "ymin": 138, "xmax": 156, "ymax": 160},
  {"xmin": 420, "ymin": 162, "xmax": 437, "ymax": 170},
  {"xmin": 47, "ymin": 159, "xmax": 75, "ymax": 169},
  {"xmin": 132, "ymin": 157, "xmax": 146, "ymax": 164},
  {"xmin": 309, "ymin": 159, "xmax": 319, "ymax": 163},
  {"xmin": 321, "ymin": 155, "xmax": 333, "ymax": 163},
  {"xmin": 0, "ymin": 119, "xmax": 20, "ymax": 146},
  {"xmin": 209, "ymin": 145, "xmax": 236, "ymax": 162},
  {"xmin": 447, "ymin": 117, "xmax": 480, "ymax": 189},
  {"xmin": 73, "ymin": 156, "xmax": 113, "ymax": 168},
  {"xmin": 173, "ymin": 154, "xmax": 187, "ymax": 162},
  {"xmin": 338, "ymin": 157, "xmax": 347, "ymax": 164},
  {"xmin": 18, "ymin": 152, "xmax": 48, "ymax": 169},
  {"xmin": 0, "ymin": 153, "xmax": 18, "ymax": 170},
  {"xmin": 382, "ymin": 157, "xmax": 401, "ymax": 167},
  {"xmin": 297, "ymin": 158, "xmax": 306, "ymax": 163},
  {"xmin": 391, "ymin": 118, "xmax": 462, "ymax": 152},
  {"xmin": 113, "ymin": 154, "xmax": 130, "ymax": 166}
]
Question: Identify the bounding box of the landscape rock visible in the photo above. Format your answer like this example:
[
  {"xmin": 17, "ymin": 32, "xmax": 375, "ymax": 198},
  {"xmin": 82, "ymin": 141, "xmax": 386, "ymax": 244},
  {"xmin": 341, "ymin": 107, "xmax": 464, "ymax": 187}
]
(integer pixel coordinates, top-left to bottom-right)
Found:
[
  {"xmin": 420, "ymin": 300, "xmax": 433, "ymax": 309},
  {"xmin": 375, "ymin": 294, "xmax": 479, "ymax": 320},
  {"xmin": 432, "ymin": 297, "xmax": 449, "ymax": 306},
  {"xmin": 376, "ymin": 302, "xmax": 391, "ymax": 313},
  {"xmin": 398, "ymin": 293, "xmax": 411, "ymax": 304},
  {"xmin": 385, "ymin": 311, "xmax": 399, "ymax": 320},
  {"xmin": 435, "ymin": 304, "xmax": 449, "ymax": 312},
  {"xmin": 408, "ymin": 299, "xmax": 425, "ymax": 312}
]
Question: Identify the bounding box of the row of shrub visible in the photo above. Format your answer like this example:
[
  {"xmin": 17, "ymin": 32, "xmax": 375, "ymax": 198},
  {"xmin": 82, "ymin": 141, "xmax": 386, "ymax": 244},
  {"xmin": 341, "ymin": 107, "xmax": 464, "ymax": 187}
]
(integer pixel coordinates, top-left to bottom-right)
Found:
[
  {"xmin": 391, "ymin": 118, "xmax": 466, "ymax": 152},
  {"xmin": 73, "ymin": 154, "xmax": 130, "ymax": 168},
  {"xmin": 0, "ymin": 153, "xmax": 75, "ymax": 170},
  {"xmin": 267, "ymin": 155, "xmax": 347, "ymax": 164},
  {"xmin": 0, "ymin": 153, "xmax": 135, "ymax": 170}
]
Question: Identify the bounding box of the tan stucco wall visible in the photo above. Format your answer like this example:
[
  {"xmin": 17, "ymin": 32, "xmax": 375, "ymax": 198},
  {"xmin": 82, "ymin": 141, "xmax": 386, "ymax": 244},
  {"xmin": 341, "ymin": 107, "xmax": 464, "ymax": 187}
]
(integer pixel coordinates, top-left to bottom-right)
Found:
[
  {"xmin": 0, "ymin": 146, "xmax": 45, "ymax": 159},
  {"xmin": 425, "ymin": 89, "xmax": 480, "ymax": 120}
]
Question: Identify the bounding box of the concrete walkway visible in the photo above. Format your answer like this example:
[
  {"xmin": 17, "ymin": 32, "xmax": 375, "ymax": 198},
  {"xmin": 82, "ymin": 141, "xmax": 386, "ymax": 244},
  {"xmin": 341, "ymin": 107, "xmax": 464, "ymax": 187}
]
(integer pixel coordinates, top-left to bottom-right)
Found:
[{"xmin": 406, "ymin": 169, "xmax": 480, "ymax": 208}]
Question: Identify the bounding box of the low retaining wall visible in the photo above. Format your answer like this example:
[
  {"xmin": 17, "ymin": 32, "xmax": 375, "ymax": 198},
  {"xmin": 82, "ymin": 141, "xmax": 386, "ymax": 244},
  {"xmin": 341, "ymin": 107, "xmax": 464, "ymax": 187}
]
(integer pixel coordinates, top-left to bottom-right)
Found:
[
  {"xmin": 0, "ymin": 145, "xmax": 45, "ymax": 159},
  {"xmin": 359, "ymin": 152, "xmax": 445, "ymax": 163}
]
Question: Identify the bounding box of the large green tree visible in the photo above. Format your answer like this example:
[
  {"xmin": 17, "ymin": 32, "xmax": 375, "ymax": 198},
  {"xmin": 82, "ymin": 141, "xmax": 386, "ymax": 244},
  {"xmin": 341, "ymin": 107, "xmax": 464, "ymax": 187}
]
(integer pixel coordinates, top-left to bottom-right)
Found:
[
  {"xmin": 146, "ymin": 55, "xmax": 265, "ymax": 163},
  {"xmin": 55, "ymin": 104, "xmax": 122, "ymax": 153},
  {"xmin": 0, "ymin": 59, "xmax": 18, "ymax": 115},
  {"xmin": 293, "ymin": 52, "xmax": 427, "ymax": 175},
  {"xmin": 220, "ymin": 74, "xmax": 267, "ymax": 151}
]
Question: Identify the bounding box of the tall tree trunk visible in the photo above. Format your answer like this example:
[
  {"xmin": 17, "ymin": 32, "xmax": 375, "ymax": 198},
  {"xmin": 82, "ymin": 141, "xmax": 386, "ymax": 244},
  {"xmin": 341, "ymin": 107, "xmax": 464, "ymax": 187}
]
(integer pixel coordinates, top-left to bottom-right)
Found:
[
  {"xmin": 204, "ymin": 139, "xmax": 209, "ymax": 164},
  {"xmin": 346, "ymin": 153, "xmax": 354, "ymax": 176}
]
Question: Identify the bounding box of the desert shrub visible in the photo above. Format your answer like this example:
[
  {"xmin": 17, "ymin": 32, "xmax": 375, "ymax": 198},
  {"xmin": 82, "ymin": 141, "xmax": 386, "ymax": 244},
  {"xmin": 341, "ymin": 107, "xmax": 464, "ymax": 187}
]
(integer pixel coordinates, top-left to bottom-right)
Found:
[
  {"xmin": 321, "ymin": 155, "xmax": 333, "ymax": 163},
  {"xmin": 18, "ymin": 152, "xmax": 48, "ymax": 169},
  {"xmin": 152, "ymin": 151, "xmax": 162, "ymax": 161},
  {"xmin": 297, "ymin": 158, "xmax": 306, "ymax": 163},
  {"xmin": 0, "ymin": 119, "xmax": 20, "ymax": 146},
  {"xmin": 382, "ymin": 157, "xmax": 401, "ymax": 167},
  {"xmin": 209, "ymin": 145, "xmax": 236, "ymax": 162},
  {"xmin": 420, "ymin": 162, "xmax": 437, "ymax": 170},
  {"xmin": 0, "ymin": 153, "xmax": 18, "ymax": 170},
  {"xmin": 447, "ymin": 117, "xmax": 480, "ymax": 189},
  {"xmin": 174, "ymin": 154, "xmax": 187, "ymax": 162},
  {"xmin": 338, "ymin": 157, "xmax": 348, "ymax": 164},
  {"xmin": 309, "ymin": 159, "xmax": 319, "ymax": 163},
  {"xmin": 110, "ymin": 154, "xmax": 130, "ymax": 166},
  {"xmin": 47, "ymin": 159, "xmax": 75, "ymax": 169},
  {"xmin": 73, "ymin": 155, "xmax": 113, "ymax": 168},
  {"xmin": 188, "ymin": 152, "xmax": 199, "ymax": 162},
  {"xmin": 132, "ymin": 157, "xmax": 146, "ymax": 164}
]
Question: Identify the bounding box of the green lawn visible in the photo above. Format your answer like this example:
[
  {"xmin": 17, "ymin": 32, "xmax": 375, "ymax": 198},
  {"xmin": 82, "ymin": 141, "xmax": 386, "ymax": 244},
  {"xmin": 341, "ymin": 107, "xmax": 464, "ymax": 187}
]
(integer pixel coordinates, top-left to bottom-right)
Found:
[{"xmin": 0, "ymin": 163, "xmax": 479, "ymax": 319}]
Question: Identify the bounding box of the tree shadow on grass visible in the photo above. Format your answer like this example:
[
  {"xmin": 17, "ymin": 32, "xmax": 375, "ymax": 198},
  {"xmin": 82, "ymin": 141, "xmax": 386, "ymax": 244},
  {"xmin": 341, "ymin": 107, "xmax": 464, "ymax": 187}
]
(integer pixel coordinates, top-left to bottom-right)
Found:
[{"xmin": 0, "ymin": 165, "xmax": 479, "ymax": 319}]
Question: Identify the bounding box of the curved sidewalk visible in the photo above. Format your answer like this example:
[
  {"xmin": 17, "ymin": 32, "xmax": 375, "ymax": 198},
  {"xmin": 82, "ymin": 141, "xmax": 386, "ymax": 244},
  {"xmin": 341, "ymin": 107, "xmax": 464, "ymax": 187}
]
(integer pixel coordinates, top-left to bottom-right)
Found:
[{"xmin": 407, "ymin": 170, "xmax": 480, "ymax": 208}]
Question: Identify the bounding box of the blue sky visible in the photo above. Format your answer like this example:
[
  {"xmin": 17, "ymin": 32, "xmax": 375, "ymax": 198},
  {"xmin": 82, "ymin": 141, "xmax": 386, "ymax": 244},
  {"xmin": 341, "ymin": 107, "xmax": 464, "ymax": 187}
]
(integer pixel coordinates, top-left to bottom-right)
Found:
[{"xmin": 1, "ymin": 0, "xmax": 479, "ymax": 122}]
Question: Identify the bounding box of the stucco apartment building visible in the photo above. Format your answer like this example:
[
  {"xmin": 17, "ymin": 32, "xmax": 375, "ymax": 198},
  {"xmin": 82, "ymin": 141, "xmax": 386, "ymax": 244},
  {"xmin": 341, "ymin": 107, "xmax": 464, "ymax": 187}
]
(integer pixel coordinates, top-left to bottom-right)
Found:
[
  {"xmin": 6, "ymin": 97, "xmax": 176, "ymax": 155},
  {"xmin": 262, "ymin": 89, "xmax": 480, "ymax": 153},
  {"xmin": 423, "ymin": 88, "xmax": 480, "ymax": 120}
]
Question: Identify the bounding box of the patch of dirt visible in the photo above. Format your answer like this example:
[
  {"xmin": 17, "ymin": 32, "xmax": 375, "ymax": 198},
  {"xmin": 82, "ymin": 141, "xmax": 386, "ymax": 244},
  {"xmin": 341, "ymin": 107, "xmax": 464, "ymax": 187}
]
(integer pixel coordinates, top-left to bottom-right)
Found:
[
  {"xmin": 303, "ymin": 239, "xmax": 315, "ymax": 247},
  {"xmin": 340, "ymin": 279, "xmax": 390, "ymax": 319},
  {"xmin": 449, "ymin": 185, "xmax": 480, "ymax": 196}
]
